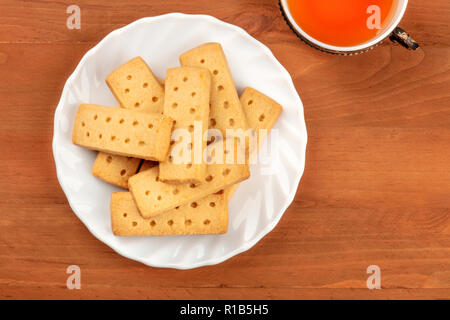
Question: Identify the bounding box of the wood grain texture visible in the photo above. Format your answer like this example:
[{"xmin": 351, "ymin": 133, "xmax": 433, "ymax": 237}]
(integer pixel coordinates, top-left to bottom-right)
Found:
[{"xmin": 0, "ymin": 0, "xmax": 449, "ymax": 300}]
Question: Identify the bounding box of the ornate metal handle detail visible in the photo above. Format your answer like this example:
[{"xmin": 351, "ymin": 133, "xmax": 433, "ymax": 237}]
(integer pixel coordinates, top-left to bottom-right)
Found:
[{"xmin": 390, "ymin": 27, "xmax": 420, "ymax": 50}]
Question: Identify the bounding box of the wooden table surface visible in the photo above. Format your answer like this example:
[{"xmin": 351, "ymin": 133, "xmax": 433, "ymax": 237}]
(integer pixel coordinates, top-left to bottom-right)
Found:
[{"xmin": 1, "ymin": 0, "xmax": 449, "ymax": 300}]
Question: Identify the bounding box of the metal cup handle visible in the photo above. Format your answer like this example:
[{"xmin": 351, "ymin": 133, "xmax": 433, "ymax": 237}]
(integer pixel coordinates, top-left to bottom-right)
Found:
[{"xmin": 390, "ymin": 27, "xmax": 420, "ymax": 50}]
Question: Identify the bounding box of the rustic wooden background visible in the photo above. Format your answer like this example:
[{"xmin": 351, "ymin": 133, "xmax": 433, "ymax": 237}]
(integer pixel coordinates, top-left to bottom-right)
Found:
[{"xmin": 0, "ymin": 0, "xmax": 449, "ymax": 300}]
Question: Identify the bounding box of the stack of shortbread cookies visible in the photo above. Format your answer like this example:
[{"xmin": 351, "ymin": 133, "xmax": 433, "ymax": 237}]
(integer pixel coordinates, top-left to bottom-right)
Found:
[{"xmin": 72, "ymin": 43, "xmax": 282, "ymax": 236}]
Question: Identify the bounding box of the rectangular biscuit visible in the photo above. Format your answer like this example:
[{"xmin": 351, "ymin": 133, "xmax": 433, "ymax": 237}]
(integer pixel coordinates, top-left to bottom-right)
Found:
[
  {"xmin": 128, "ymin": 140, "xmax": 250, "ymax": 218},
  {"xmin": 159, "ymin": 67, "xmax": 211, "ymax": 184},
  {"xmin": 225, "ymin": 87, "xmax": 283, "ymax": 200},
  {"xmin": 106, "ymin": 57, "xmax": 165, "ymax": 114},
  {"xmin": 92, "ymin": 153, "xmax": 141, "ymax": 189},
  {"xmin": 180, "ymin": 43, "xmax": 249, "ymax": 137},
  {"xmin": 241, "ymin": 87, "xmax": 282, "ymax": 153},
  {"xmin": 111, "ymin": 191, "xmax": 228, "ymax": 236},
  {"xmin": 72, "ymin": 104, "xmax": 173, "ymax": 161}
]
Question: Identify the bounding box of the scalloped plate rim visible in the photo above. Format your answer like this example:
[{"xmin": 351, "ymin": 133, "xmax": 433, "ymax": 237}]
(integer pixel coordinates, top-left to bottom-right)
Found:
[{"xmin": 52, "ymin": 13, "xmax": 308, "ymax": 269}]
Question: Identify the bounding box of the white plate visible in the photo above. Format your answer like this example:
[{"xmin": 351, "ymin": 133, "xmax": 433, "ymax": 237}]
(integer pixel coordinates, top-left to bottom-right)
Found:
[{"xmin": 52, "ymin": 13, "xmax": 307, "ymax": 269}]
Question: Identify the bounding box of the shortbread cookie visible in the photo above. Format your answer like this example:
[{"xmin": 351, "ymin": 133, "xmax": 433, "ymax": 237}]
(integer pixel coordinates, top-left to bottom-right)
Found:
[
  {"xmin": 159, "ymin": 67, "xmax": 211, "ymax": 184},
  {"xmin": 128, "ymin": 140, "xmax": 250, "ymax": 218},
  {"xmin": 72, "ymin": 104, "xmax": 173, "ymax": 161},
  {"xmin": 106, "ymin": 57, "xmax": 164, "ymax": 114},
  {"xmin": 180, "ymin": 43, "xmax": 249, "ymax": 138},
  {"xmin": 111, "ymin": 191, "xmax": 228, "ymax": 236},
  {"xmin": 92, "ymin": 153, "xmax": 141, "ymax": 189},
  {"xmin": 225, "ymin": 87, "xmax": 283, "ymax": 200},
  {"xmin": 241, "ymin": 87, "xmax": 282, "ymax": 149}
]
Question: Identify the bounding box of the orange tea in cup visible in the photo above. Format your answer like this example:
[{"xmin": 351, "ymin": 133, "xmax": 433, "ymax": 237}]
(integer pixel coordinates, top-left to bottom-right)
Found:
[{"xmin": 286, "ymin": 0, "xmax": 397, "ymax": 47}]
